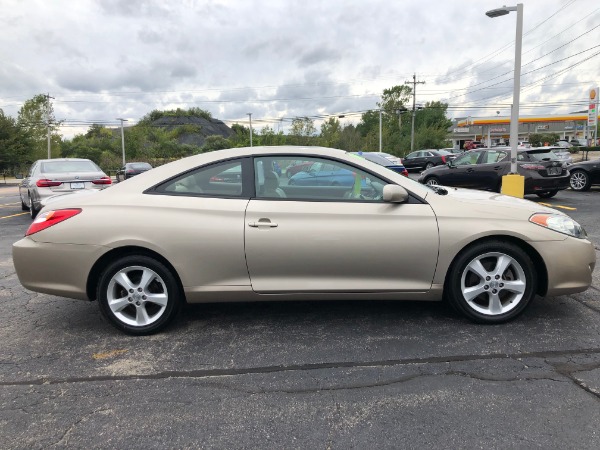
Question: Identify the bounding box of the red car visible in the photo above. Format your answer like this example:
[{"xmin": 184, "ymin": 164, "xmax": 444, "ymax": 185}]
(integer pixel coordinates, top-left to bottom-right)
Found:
[{"xmin": 285, "ymin": 161, "xmax": 314, "ymax": 178}]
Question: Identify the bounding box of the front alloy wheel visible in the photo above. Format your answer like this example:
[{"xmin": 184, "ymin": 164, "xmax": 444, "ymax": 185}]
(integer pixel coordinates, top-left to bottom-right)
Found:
[
  {"xmin": 97, "ymin": 255, "xmax": 181, "ymax": 335},
  {"xmin": 447, "ymin": 241, "xmax": 536, "ymax": 323}
]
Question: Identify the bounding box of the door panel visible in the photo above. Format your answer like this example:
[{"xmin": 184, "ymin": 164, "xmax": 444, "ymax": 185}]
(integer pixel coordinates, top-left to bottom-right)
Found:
[{"xmin": 245, "ymin": 199, "xmax": 439, "ymax": 293}]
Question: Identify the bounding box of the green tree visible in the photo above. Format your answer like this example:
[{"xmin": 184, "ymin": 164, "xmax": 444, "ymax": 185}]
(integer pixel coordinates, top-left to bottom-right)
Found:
[
  {"xmin": 0, "ymin": 109, "xmax": 32, "ymax": 171},
  {"xmin": 289, "ymin": 117, "xmax": 316, "ymax": 145},
  {"xmin": 319, "ymin": 118, "xmax": 342, "ymax": 148},
  {"xmin": 258, "ymin": 125, "xmax": 286, "ymax": 146},
  {"xmin": 17, "ymin": 94, "xmax": 61, "ymax": 160},
  {"xmin": 229, "ymin": 123, "xmax": 251, "ymax": 147},
  {"xmin": 202, "ymin": 135, "xmax": 231, "ymax": 152}
]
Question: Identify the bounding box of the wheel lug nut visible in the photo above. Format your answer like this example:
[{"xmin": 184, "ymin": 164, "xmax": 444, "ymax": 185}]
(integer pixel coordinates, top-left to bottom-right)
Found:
[
  {"xmin": 129, "ymin": 289, "xmax": 134, "ymax": 293},
  {"xmin": 136, "ymin": 301, "xmax": 141, "ymax": 306},
  {"xmin": 128, "ymin": 297, "xmax": 132, "ymax": 302},
  {"xmin": 495, "ymin": 275, "xmax": 500, "ymax": 280},
  {"xmin": 486, "ymin": 276, "xmax": 491, "ymax": 281},
  {"xmin": 142, "ymin": 295, "xmax": 147, "ymax": 300},
  {"xmin": 138, "ymin": 287, "xmax": 143, "ymax": 292},
  {"xmin": 484, "ymin": 285, "xmax": 489, "ymax": 290},
  {"xmin": 499, "ymin": 283, "xmax": 504, "ymax": 287},
  {"xmin": 492, "ymin": 289, "xmax": 498, "ymax": 294}
]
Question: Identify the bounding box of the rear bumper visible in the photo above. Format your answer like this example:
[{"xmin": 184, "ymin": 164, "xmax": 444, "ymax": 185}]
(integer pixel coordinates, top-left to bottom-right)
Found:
[
  {"xmin": 12, "ymin": 237, "xmax": 107, "ymax": 300},
  {"xmin": 524, "ymin": 175, "xmax": 570, "ymax": 193}
]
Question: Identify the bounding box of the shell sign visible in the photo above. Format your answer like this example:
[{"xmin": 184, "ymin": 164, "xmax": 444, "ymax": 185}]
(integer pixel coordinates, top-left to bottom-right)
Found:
[{"xmin": 589, "ymin": 87, "xmax": 599, "ymax": 127}]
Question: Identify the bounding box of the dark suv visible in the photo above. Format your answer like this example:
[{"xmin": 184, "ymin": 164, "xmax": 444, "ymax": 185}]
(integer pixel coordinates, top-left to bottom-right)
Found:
[{"xmin": 418, "ymin": 148, "xmax": 569, "ymax": 198}]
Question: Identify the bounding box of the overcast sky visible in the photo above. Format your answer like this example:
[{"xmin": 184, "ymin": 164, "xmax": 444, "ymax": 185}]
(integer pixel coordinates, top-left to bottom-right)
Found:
[{"xmin": 1, "ymin": 0, "xmax": 598, "ymax": 139}]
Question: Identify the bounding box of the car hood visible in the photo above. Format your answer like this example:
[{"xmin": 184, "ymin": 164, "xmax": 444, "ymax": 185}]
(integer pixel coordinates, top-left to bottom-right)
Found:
[{"xmin": 427, "ymin": 185, "xmax": 562, "ymax": 217}]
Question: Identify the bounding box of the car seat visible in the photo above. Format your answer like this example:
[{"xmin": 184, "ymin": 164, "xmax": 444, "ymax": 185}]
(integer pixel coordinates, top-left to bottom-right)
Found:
[{"xmin": 263, "ymin": 171, "xmax": 286, "ymax": 198}]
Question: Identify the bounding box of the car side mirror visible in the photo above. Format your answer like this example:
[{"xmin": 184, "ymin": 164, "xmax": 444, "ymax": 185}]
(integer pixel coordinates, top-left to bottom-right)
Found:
[{"xmin": 383, "ymin": 184, "xmax": 409, "ymax": 203}]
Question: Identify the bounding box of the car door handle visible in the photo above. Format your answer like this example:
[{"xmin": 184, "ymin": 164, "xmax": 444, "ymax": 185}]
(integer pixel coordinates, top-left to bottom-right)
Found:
[
  {"xmin": 248, "ymin": 219, "xmax": 278, "ymax": 228},
  {"xmin": 494, "ymin": 166, "xmax": 502, "ymax": 170},
  {"xmin": 466, "ymin": 168, "xmax": 474, "ymax": 172}
]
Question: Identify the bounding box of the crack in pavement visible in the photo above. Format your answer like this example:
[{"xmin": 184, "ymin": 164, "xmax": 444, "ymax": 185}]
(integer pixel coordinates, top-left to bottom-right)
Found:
[{"xmin": 2, "ymin": 347, "xmax": 600, "ymax": 387}]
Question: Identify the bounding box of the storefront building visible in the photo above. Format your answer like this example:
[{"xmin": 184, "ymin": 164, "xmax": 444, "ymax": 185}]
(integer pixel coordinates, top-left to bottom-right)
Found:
[{"xmin": 449, "ymin": 112, "xmax": 599, "ymax": 149}]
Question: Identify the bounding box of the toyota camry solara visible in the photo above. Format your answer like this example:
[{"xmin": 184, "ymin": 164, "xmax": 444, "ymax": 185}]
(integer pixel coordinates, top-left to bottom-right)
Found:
[{"xmin": 13, "ymin": 146, "xmax": 596, "ymax": 335}]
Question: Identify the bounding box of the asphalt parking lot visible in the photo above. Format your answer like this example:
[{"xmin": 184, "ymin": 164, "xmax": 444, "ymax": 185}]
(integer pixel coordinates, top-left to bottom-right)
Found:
[{"xmin": 1, "ymin": 183, "xmax": 600, "ymax": 448}]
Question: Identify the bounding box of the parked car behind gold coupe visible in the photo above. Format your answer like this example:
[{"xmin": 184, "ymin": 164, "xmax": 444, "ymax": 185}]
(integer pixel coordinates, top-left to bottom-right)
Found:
[{"xmin": 13, "ymin": 146, "xmax": 596, "ymax": 335}]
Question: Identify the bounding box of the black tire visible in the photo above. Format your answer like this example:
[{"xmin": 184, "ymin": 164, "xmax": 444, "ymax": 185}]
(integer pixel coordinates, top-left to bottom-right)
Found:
[
  {"xmin": 425, "ymin": 176, "xmax": 440, "ymax": 187},
  {"xmin": 425, "ymin": 162, "xmax": 434, "ymax": 170},
  {"xmin": 96, "ymin": 255, "xmax": 182, "ymax": 335},
  {"xmin": 446, "ymin": 240, "xmax": 537, "ymax": 324},
  {"xmin": 536, "ymin": 190, "xmax": 558, "ymax": 198},
  {"xmin": 29, "ymin": 196, "xmax": 39, "ymax": 219},
  {"xmin": 21, "ymin": 197, "xmax": 30, "ymax": 211},
  {"xmin": 569, "ymin": 170, "xmax": 591, "ymax": 191}
]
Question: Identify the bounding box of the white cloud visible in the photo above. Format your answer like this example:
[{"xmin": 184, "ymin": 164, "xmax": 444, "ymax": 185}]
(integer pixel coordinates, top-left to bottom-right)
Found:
[{"xmin": 0, "ymin": 0, "xmax": 598, "ymax": 139}]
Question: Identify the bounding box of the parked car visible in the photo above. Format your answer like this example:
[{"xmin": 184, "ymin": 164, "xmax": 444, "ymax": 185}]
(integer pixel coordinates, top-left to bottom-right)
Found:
[
  {"xmin": 13, "ymin": 146, "xmax": 595, "ymax": 335},
  {"xmin": 288, "ymin": 161, "xmax": 356, "ymax": 186},
  {"xmin": 402, "ymin": 150, "xmax": 453, "ymax": 171},
  {"xmin": 547, "ymin": 147, "xmax": 573, "ymax": 166},
  {"xmin": 115, "ymin": 162, "xmax": 153, "ymax": 182},
  {"xmin": 568, "ymin": 158, "xmax": 600, "ymax": 191},
  {"xmin": 285, "ymin": 161, "xmax": 313, "ymax": 178},
  {"xmin": 570, "ymin": 139, "xmax": 588, "ymax": 147},
  {"xmin": 352, "ymin": 152, "xmax": 408, "ymax": 176},
  {"xmin": 418, "ymin": 148, "xmax": 570, "ymax": 198},
  {"xmin": 19, "ymin": 158, "xmax": 111, "ymax": 219},
  {"xmin": 441, "ymin": 148, "xmax": 464, "ymax": 157},
  {"xmin": 554, "ymin": 140, "xmax": 573, "ymax": 149},
  {"xmin": 377, "ymin": 152, "xmax": 402, "ymax": 165}
]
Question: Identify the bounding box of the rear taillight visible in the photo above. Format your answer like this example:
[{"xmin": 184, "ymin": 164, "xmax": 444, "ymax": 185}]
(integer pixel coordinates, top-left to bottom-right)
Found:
[
  {"xmin": 92, "ymin": 176, "xmax": 112, "ymax": 185},
  {"xmin": 36, "ymin": 179, "xmax": 62, "ymax": 187},
  {"xmin": 126, "ymin": 169, "xmax": 135, "ymax": 174},
  {"xmin": 25, "ymin": 209, "xmax": 82, "ymax": 236},
  {"xmin": 402, "ymin": 169, "xmax": 409, "ymax": 177},
  {"xmin": 441, "ymin": 156, "xmax": 446, "ymax": 163},
  {"xmin": 521, "ymin": 164, "xmax": 545, "ymax": 170}
]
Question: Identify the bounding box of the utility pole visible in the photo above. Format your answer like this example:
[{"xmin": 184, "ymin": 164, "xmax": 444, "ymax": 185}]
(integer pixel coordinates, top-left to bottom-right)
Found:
[
  {"xmin": 247, "ymin": 113, "xmax": 253, "ymax": 147},
  {"xmin": 45, "ymin": 93, "xmax": 55, "ymax": 159},
  {"xmin": 405, "ymin": 74, "xmax": 425, "ymax": 152},
  {"xmin": 379, "ymin": 109, "xmax": 382, "ymax": 152},
  {"xmin": 116, "ymin": 118, "xmax": 128, "ymax": 165}
]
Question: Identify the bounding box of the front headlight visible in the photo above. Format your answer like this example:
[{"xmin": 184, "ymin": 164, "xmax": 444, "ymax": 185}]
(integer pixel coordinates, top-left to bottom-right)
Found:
[{"xmin": 530, "ymin": 213, "xmax": 587, "ymax": 239}]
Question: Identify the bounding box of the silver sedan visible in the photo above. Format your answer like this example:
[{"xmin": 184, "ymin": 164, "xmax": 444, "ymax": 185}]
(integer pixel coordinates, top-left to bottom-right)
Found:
[
  {"xmin": 19, "ymin": 158, "xmax": 112, "ymax": 218},
  {"xmin": 13, "ymin": 146, "xmax": 596, "ymax": 335}
]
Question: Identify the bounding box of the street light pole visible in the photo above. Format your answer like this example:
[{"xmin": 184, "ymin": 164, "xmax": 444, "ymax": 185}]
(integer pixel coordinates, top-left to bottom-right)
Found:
[
  {"xmin": 486, "ymin": 3, "xmax": 524, "ymax": 197},
  {"xmin": 247, "ymin": 113, "xmax": 253, "ymax": 147},
  {"xmin": 116, "ymin": 118, "xmax": 128, "ymax": 165},
  {"xmin": 379, "ymin": 109, "xmax": 382, "ymax": 152}
]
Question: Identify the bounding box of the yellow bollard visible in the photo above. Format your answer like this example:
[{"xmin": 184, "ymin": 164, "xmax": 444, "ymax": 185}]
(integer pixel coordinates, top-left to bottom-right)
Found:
[{"xmin": 500, "ymin": 174, "xmax": 525, "ymax": 198}]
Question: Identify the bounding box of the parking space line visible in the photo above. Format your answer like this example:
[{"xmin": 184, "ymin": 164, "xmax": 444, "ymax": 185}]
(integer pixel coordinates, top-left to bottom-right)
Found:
[
  {"xmin": 0, "ymin": 202, "xmax": 19, "ymax": 207},
  {"xmin": 0, "ymin": 212, "xmax": 28, "ymax": 219},
  {"xmin": 538, "ymin": 202, "xmax": 577, "ymax": 211}
]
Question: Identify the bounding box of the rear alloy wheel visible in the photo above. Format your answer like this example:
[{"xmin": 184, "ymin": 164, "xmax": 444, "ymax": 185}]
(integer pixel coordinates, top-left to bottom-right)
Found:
[
  {"xmin": 425, "ymin": 162, "xmax": 434, "ymax": 170},
  {"xmin": 447, "ymin": 241, "xmax": 537, "ymax": 324},
  {"xmin": 425, "ymin": 177, "xmax": 440, "ymax": 187},
  {"xmin": 569, "ymin": 170, "xmax": 591, "ymax": 191},
  {"xmin": 97, "ymin": 255, "xmax": 182, "ymax": 335},
  {"xmin": 536, "ymin": 190, "xmax": 558, "ymax": 198}
]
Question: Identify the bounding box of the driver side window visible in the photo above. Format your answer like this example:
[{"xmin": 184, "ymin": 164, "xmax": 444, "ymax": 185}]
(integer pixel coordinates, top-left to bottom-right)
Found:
[{"xmin": 255, "ymin": 156, "xmax": 387, "ymax": 202}]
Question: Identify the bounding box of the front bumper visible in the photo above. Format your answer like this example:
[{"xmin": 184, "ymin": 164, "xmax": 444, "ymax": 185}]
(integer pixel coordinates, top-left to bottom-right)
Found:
[{"xmin": 530, "ymin": 236, "xmax": 596, "ymax": 296}]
